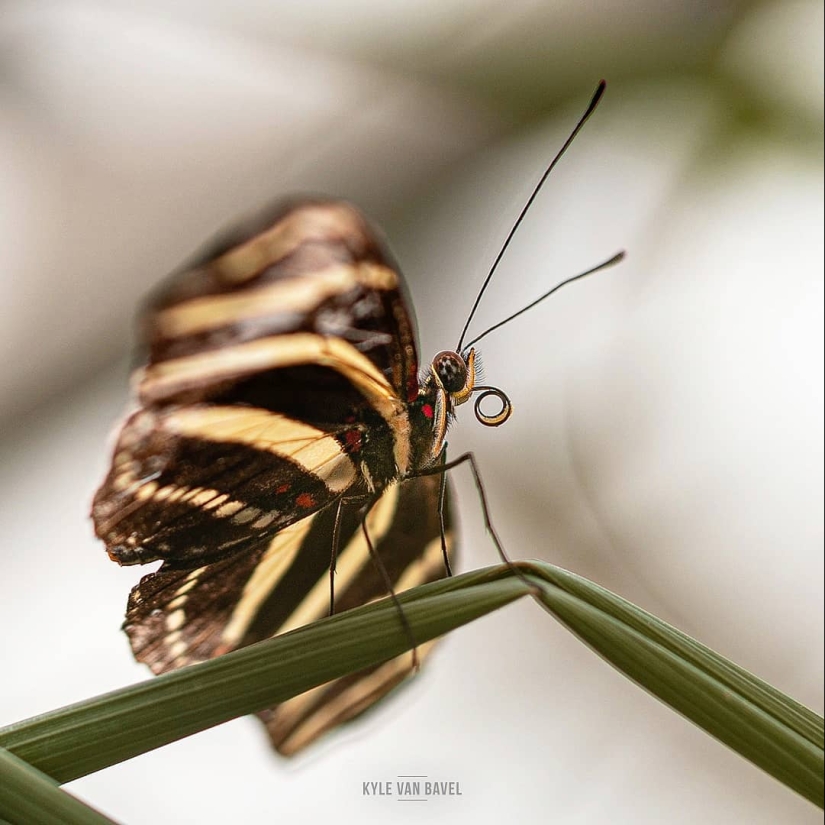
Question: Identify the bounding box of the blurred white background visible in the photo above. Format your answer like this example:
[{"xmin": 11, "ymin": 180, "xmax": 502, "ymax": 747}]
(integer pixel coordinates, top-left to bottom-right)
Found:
[{"xmin": 1, "ymin": 2, "xmax": 822, "ymax": 823}]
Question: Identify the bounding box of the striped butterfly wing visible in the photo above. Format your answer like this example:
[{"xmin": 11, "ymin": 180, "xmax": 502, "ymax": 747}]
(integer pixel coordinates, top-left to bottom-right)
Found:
[
  {"xmin": 92, "ymin": 199, "xmax": 426, "ymax": 569},
  {"xmin": 93, "ymin": 198, "xmax": 454, "ymax": 754},
  {"xmin": 124, "ymin": 473, "xmax": 454, "ymax": 755}
]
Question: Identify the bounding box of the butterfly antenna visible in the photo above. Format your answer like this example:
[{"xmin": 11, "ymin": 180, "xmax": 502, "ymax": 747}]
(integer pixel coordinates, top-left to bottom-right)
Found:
[
  {"xmin": 456, "ymin": 80, "xmax": 607, "ymax": 353},
  {"xmin": 463, "ymin": 251, "xmax": 625, "ymax": 349}
]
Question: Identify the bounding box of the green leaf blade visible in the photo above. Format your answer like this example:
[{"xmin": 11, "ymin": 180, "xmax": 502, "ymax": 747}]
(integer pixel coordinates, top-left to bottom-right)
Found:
[
  {"xmin": 0, "ymin": 561, "xmax": 820, "ymax": 812},
  {"xmin": 0, "ymin": 573, "xmax": 528, "ymax": 784},
  {"xmin": 525, "ymin": 565, "xmax": 824, "ymax": 807},
  {"xmin": 0, "ymin": 748, "xmax": 120, "ymax": 825}
]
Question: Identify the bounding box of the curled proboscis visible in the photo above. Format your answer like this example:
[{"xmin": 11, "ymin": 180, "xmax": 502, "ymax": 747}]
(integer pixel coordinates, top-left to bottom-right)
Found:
[{"xmin": 472, "ymin": 386, "xmax": 512, "ymax": 427}]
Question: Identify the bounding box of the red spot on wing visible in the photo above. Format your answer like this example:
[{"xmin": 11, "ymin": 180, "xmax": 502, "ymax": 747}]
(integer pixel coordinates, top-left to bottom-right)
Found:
[
  {"xmin": 276, "ymin": 483, "xmax": 290, "ymax": 494},
  {"xmin": 422, "ymin": 403, "xmax": 434, "ymax": 420},
  {"xmin": 296, "ymin": 492, "xmax": 316, "ymax": 509}
]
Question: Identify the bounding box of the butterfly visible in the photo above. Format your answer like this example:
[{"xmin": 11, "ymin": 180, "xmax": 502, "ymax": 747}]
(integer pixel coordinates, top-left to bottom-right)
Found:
[{"xmin": 91, "ymin": 82, "xmax": 621, "ymax": 756}]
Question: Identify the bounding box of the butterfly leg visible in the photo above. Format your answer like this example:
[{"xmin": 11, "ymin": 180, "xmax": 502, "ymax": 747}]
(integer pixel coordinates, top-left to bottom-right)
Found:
[
  {"xmin": 359, "ymin": 500, "xmax": 420, "ymax": 671},
  {"xmin": 435, "ymin": 447, "xmax": 453, "ymax": 577},
  {"xmin": 328, "ymin": 497, "xmax": 345, "ymax": 616},
  {"xmin": 417, "ymin": 451, "xmax": 539, "ymax": 595}
]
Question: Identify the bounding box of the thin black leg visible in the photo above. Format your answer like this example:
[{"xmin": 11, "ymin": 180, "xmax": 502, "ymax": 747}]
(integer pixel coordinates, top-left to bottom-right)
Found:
[
  {"xmin": 328, "ymin": 498, "xmax": 344, "ymax": 616},
  {"xmin": 360, "ymin": 504, "xmax": 420, "ymax": 671}
]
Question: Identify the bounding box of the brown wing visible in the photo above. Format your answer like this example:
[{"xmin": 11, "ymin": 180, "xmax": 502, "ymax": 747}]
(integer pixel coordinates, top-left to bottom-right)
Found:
[
  {"xmin": 144, "ymin": 198, "xmax": 421, "ymax": 403},
  {"xmin": 92, "ymin": 199, "xmax": 423, "ymax": 569},
  {"xmin": 123, "ymin": 473, "xmax": 455, "ymax": 755},
  {"xmin": 92, "ymin": 405, "xmax": 368, "ymax": 567}
]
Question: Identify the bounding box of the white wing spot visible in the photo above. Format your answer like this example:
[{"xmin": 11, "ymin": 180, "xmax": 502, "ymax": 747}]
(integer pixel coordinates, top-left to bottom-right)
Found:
[
  {"xmin": 167, "ymin": 635, "xmax": 189, "ymax": 661},
  {"xmin": 112, "ymin": 470, "xmax": 137, "ymax": 492},
  {"xmin": 166, "ymin": 487, "xmax": 188, "ymax": 503},
  {"xmin": 180, "ymin": 486, "xmax": 203, "ymax": 503},
  {"xmin": 154, "ymin": 486, "xmax": 174, "ymax": 501},
  {"xmin": 232, "ymin": 506, "xmax": 261, "ymax": 525},
  {"xmin": 216, "ymin": 500, "xmax": 245, "ymax": 518},
  {"xmin": 135, "ymin": 481, "xmax": 159, "ymax": 501},
  {"xmin": 252, "ymin": 512, "xmax": 276, "ymax": 530},
  {"xmin": 203, "ymin": 493, "xmax": 229, "ymax": 510},
  {"xmin": 166, "ymin": 609, "xmax": 185, "ymax": 632}
]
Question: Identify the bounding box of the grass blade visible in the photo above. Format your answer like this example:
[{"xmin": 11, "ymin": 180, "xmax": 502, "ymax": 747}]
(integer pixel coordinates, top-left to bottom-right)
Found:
[
  {"xmin": 520, "ymin": 562, "xmax": 824, "ymax": 807},
  {"xmin": 0, "ymin": 748, "xmax": 120, "ymax": 825},
  {"xmin": 0, "ymin": 562, "xmax": 820, "ymax": 809},
  {"xmin": 0, "ymin": 571, "xmax": 527, "ymax": 784}
]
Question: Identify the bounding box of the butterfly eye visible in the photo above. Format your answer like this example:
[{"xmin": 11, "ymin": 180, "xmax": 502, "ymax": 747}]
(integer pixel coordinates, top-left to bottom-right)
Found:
[{"xmin": 433, "ymin": 351, "xmax": 468, "ymax": 394}]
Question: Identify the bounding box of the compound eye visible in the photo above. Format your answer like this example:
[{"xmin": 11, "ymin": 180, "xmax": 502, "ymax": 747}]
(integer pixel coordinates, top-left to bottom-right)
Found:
[{"xmin": 433, "ymin": 350, "xmax": 468, "ymax": 394}]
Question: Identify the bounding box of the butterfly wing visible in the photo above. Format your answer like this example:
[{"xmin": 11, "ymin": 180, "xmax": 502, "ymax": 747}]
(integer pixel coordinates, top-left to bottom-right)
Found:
[
  {"xmin": 94, "ymin": 198, "xmax": 451, "ymax": 754},
  {"xmin": 123, "ymin": 472, "xmax": 454, "ymax": 755},
  {"xmin": 92, "ymin": 199, "xmax": 424, "ymax": 568}
]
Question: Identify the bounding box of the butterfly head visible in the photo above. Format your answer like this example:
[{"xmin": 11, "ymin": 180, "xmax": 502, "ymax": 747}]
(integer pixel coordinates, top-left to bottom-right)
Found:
[
  {"xmin": 432, "ymin": 349, "xmax": 473, "ymax": 399},
  {"xmin": 430, "ymin": 347, "xmax": 512, "ymax": 429}
]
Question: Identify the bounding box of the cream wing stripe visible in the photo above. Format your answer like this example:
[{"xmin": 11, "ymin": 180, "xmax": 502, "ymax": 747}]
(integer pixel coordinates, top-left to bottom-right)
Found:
[
  {"xmin": 164, "ymin": 566, "xmax": 208, "ymax": 666},
  {"xmin": 212, "ymin": 203, "xmax": 367, "ymax": 285},
  {"xmin": 393, "ymin": 533, "xmax": 451, "ymax": 594},
  {"xmin": 155, "ymin": 262, "xmax": 398, "ymax": 337},
  {"xmin": 140, "ymin": 333, "xmax": 411, "ymax": 473},
  {"xmin": 277, "ymin": 641, "xmax": 438, "ymax": 756},
  {"xmin": 269, "ymin": 533, "xmax": 448, "ymax": 745},
  {"xmin": 161, "ymin": 406, "xmax": 356, "ymax": 493},
  {"xmin": 276, "ymin": 483, "xmax": 400, "ymax": 635},
  {"xmin": 220, "ymin": 515, "xmax": 316, "ymax": 648}
]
